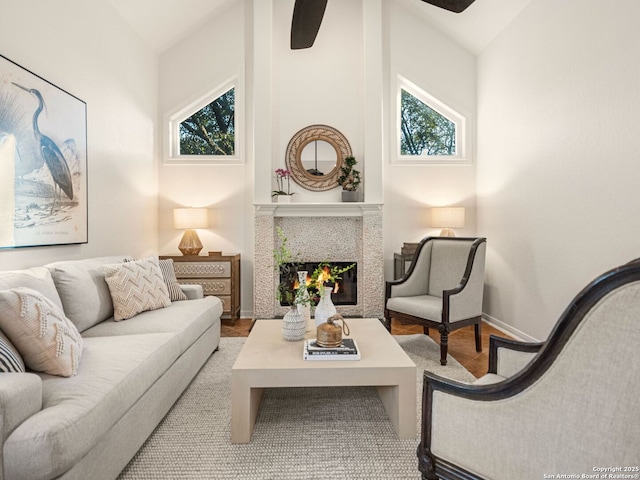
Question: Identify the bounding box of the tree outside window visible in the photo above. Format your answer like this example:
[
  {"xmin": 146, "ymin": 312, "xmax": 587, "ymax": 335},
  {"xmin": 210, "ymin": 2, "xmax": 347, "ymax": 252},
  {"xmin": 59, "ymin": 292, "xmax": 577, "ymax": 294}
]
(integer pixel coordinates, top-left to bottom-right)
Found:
[
  {"xmin": 179, "ymin": 87, "xmax": 235, "ymax": 155},
  {"xmin": 400, "ymin": 88, "xmax": 456, "ymax": 156}
]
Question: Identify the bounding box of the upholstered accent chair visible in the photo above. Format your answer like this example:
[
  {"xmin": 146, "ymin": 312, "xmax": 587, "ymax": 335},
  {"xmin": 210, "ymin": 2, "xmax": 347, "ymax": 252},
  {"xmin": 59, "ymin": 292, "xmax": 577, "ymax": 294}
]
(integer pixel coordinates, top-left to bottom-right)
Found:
[
  {"xmin": 417, "ymin": 260, "xmax": 640, "ymax": 480},
  {"xmin": 385, "ymin": 237, "xmax": 487, "ymax": 365}
]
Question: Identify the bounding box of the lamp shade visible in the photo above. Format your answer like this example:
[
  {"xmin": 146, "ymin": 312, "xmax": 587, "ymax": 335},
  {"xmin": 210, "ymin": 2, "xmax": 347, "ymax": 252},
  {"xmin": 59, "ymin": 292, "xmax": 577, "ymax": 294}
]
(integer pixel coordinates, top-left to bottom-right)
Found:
[
  {"xmin": 430, "ymin": 207, "xmax": 465, "ymax": 228},
  {"xmin": 173, "ymin": 208, "xmax": 208, "ymax": 230}
]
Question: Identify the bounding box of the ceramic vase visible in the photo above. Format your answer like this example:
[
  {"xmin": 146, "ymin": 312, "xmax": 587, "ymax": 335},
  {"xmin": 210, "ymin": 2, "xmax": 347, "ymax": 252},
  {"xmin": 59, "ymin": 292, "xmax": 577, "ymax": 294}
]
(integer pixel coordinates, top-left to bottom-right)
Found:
[
  {"xmin": 277, "ymin": 195, "xmax": 292, "ymax": 203},
  {"xmin": 314, "ymin": 284, "xmax": 337, "ymax": 328},
  {"xmin": 296, "ymin": 271, "xmax": 313, "ymax": 332},
  {"xmin": 282, "ymin": 306, "xmax": 306, "ymax": 341}
]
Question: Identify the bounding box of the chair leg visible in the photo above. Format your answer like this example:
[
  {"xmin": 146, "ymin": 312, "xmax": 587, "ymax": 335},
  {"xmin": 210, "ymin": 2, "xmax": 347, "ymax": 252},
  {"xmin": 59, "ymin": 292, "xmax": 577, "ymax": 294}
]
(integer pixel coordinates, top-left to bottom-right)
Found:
[
  {"xmin": 439, "ymin": 330, "xmax": 448, "ymax": 366},
  {"xmin": 474, "ymin": 322, "xmax": 482, "ymax": 352},
  {"xmin": 383, "ymin": 315, "xmax": 392, "ymax": 332}
]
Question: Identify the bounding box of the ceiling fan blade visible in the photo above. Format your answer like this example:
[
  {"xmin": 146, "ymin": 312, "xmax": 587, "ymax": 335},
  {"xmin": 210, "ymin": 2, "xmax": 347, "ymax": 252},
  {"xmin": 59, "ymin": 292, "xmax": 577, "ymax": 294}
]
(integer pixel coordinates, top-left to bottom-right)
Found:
[
  {"xmin": 421, "ymin": 0, "xmax": 476, "ymax": 13},
  {"xmin": 291, "ymin": 0, "xmax": 328, "ymax": 50}
]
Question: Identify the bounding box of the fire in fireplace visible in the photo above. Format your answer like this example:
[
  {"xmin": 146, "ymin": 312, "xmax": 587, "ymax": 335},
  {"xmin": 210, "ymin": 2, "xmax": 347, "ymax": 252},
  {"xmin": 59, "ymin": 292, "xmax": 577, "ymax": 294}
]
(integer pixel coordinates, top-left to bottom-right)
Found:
[{"xmin": 279, "ymin": 262, "xmax": 357, "ymax": 306}]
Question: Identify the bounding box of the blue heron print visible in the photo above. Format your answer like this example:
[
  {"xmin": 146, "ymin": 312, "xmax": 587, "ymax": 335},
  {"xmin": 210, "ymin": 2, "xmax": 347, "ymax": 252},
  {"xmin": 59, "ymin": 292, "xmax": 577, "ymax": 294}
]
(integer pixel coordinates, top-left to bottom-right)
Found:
[{"xmin": 12, "ymin": 82, "xmax": 73, "ymax": 213}]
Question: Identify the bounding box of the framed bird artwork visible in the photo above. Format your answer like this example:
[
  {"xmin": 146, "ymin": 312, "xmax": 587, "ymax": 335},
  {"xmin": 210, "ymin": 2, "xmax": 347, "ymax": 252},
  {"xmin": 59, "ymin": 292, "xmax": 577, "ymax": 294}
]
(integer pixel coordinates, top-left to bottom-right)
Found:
[{"xmin": 0, "ymin": 54, "xmax": 87, "ymax": 249}]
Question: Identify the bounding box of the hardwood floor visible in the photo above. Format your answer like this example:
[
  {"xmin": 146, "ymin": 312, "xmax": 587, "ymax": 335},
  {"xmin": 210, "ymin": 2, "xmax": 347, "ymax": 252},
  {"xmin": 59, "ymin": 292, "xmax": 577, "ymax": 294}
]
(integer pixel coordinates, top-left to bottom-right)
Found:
[{"xmin": 221, "ymin": 318, "xmax": 511, "ymax": 378}]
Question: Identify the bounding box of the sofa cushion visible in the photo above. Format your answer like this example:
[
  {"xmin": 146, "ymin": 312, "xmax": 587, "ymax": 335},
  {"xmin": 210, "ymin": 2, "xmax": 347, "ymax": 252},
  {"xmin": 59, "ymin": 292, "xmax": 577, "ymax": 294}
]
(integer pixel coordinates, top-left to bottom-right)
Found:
[
  {"xmin": 0, "ymin": 330, "xmax": 25, "ymax": 373},
  {"xmin": 100, "ymin": 256, "xmax": 171, "ymax": 321},
  {"xmin": 0, "ymin": 288, "xmax": 83, "ymax": 377},
  {"xmin": 45, "ymin": 256, "xmax": 130, "ymax": 332},
  {"xmin": 82, "ymin": 296, "xmax": 222, "ymax": 354},
  {"xmin": 0, "ymin": 266, "xmax": 63, "ymax": 311},
  {"xmin": 159, "ymin": 259, "xmax": 188, "ymax": 301},
  {"xmin": 3, "ymin": 333, "xmax": 181, "ymax": 480}
]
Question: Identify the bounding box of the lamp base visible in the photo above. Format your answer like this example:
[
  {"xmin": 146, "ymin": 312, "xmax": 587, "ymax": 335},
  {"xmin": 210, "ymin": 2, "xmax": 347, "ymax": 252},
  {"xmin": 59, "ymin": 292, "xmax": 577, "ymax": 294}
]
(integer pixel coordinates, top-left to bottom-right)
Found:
[
  {"xmin": 439, "ymin": 228, "xmax": 456, "ymax": 237},
  {"xmin": 178, "ymin": 229, "xmax": 203, "ymax": 255}
]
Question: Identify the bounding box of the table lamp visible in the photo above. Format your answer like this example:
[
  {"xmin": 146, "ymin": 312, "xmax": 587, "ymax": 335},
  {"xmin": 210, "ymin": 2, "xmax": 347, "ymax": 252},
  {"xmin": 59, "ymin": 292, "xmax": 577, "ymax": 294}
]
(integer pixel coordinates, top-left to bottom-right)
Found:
[
  {"xmin": 430, "ymin": 206, "xmax": 465, "ymax": 237},
  {"xmin": 173, "ymin": 207, "xmax": 208, "ymax": 255}
]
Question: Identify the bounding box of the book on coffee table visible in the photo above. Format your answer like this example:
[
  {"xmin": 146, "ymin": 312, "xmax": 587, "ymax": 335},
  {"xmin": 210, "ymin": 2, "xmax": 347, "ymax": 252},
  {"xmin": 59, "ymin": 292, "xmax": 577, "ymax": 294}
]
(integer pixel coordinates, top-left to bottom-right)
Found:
[{"xmin": 303, "ymin": 338, "xmax": 361, "ymax": 361}]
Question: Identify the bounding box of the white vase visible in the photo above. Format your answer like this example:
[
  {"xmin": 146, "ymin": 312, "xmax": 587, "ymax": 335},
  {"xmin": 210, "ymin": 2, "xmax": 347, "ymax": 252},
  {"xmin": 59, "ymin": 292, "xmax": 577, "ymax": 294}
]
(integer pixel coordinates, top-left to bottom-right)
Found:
[
  {"xmin": 314, "ymin": 284, "xmax": 337, "ymax": 328},
  {"xmin": 282, "ymin": 306, "xmax": 306, "ymax": 341},
  {"xmin": 296, "ymin": 271, "xmax": 313, "ymax": 332},
  {"xmin": 277, "ymin": 195, "xmax": 292, "ymax": 203}
]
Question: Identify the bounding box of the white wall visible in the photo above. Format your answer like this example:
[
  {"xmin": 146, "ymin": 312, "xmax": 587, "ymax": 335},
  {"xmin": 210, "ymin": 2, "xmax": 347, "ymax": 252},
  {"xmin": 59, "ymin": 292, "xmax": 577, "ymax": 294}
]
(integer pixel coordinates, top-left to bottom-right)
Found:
[
  {"xmin": 158, "ymin": 0, "xmax": 478, "ymax": 317},
  {"xmin": 383, "ymin": 0, "xmax": 477, "ymax": 278},
  {"xmin": 477, "ymin": 0, "xmax": 640, "ymax": 341},
  {"xmin": 0, "ymin": 0, "xmax": 158, "ymax": 271},
  {"xmin": 157, "ymin": 1, "xmax": 253, "ymax": 315},
  {"xmin": 269, "ymin": 0, "xmax": 364, "ymax": 204}
]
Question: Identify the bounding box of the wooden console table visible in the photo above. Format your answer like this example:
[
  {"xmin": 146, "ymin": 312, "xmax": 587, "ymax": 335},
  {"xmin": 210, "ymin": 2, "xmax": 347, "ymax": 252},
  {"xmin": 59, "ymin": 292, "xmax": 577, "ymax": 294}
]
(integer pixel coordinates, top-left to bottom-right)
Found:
[{"xmin": 160, "ymin": 254, "xmax": 241, "ymax": 324}]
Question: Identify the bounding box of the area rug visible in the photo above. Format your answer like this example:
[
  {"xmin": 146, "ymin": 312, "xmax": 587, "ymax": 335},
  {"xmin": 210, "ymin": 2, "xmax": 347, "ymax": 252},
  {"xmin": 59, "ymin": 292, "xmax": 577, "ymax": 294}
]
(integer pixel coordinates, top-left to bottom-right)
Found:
[{"xmin": 118, "ymin": 334, "xmax": 475, "ymax": 480}]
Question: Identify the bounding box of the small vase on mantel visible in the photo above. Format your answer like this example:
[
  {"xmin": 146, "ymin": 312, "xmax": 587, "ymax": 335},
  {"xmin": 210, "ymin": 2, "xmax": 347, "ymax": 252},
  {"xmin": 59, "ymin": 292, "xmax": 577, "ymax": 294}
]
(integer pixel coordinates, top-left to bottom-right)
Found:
[
  {"xmin": 314, "ymin": 283, "xmax": 337, "ymax": 328},
  {"xmin": 277, "ymin": 195, "xmax": 292, "ymax": 204},
  {"xmin": 282, "ymin": 306, "xmax": 306, "ymax": 341}
]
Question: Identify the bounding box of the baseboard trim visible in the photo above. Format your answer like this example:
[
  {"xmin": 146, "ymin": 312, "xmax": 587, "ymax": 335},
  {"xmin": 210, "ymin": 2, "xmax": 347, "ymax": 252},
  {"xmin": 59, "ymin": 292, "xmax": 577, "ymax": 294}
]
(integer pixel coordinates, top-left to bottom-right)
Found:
[{"xmin": 482, "ymin": 313, "xmax": 540, "ymax": 343}]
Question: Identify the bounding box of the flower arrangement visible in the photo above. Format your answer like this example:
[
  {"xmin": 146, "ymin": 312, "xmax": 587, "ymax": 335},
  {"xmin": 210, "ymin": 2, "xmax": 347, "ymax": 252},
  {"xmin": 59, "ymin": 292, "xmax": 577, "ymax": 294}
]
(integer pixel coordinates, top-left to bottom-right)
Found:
[
  {"xmin": 310, "ymin": 261, "xmax": 355, "ymax": 299},
  {"xmin": 337, "ymin": 156, "xmax": 361, "ymax": 191},
  {"xmin": 272, "ymin": 168, "xmax": 294, "ymax": 197},
  {"xmin": 273, "ymin": 227, "xmax": 309, "ymax": 307},
  {"xmin": 273, "ymin": 229, "xmax": 354, "ymax": 307}
]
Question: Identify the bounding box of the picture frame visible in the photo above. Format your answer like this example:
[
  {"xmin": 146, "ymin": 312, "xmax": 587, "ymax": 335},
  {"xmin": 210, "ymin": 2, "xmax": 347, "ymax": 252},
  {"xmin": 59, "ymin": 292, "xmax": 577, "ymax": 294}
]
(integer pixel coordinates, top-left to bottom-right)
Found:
[{"xmin": 0, "ymin": 54, "xmax": 88, "ymax": 249}]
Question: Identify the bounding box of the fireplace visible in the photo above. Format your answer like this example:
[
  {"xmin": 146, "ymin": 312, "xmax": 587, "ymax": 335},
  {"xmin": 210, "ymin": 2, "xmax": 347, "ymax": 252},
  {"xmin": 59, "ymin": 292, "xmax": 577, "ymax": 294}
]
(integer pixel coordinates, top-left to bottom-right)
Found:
[
  {"xmin": 279, "ymin": 262, "xmax": 357, "ymax": 306},
  {"xmin": 253, "ymin": 204, "xmax": 383, "ymax": 319}
]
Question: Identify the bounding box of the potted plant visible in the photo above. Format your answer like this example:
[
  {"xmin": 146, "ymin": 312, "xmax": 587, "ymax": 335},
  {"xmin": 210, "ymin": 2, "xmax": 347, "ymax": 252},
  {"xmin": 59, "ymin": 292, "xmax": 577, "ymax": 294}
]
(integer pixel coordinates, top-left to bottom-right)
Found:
[
  {"xmin": 272, "ymin": 168, "xmax": 295, "ymax": 203},
  {"xmin": 273, "ymin": 227, "xmax": 309, "ymax": 340},
  {"xmin": 337, "ymin": 156, "xmax": 361, "ymax": 202}
]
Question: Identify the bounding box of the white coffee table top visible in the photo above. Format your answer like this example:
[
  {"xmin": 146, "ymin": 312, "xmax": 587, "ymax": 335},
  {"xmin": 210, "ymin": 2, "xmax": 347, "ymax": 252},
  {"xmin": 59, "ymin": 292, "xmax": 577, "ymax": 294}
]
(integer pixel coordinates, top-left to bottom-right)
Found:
[{"xmin": 232, "ymin": 318, "xmax": 415, "ymax": 375}]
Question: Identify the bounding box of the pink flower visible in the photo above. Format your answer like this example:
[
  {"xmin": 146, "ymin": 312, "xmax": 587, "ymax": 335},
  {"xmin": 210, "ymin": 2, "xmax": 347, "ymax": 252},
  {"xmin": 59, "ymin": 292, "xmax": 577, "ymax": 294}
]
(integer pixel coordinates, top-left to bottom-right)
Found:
[{"xmin": 273, "ymin": 168, "xmax": 294, "ymax": 196}]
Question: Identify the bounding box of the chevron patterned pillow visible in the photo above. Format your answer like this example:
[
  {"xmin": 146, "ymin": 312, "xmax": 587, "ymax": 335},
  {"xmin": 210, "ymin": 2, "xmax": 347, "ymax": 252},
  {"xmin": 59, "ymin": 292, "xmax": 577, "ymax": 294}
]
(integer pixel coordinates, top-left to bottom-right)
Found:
[
  {"xmin": 0, "ymin": 287, "xmax": 83, "ymax": 377},
  {"xmin": 101, "ymin": 257, "xmax": 171, "ymax": 321}
]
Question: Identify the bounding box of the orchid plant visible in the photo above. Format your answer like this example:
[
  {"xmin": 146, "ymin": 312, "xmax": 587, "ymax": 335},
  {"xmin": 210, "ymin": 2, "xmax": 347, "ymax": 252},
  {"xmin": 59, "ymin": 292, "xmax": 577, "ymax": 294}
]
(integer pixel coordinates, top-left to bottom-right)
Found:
[{"xmin": 272, "ymin": 168, "xmax": 294, "ymax": 197}]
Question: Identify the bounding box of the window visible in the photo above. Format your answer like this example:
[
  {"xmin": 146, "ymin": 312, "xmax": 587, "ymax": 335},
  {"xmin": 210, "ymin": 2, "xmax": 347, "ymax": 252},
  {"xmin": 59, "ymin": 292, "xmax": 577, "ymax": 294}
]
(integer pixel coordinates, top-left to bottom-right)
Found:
[
  {"xmin": 400, "ymin": 89, "xmax": 455, "ymax": 156},
  {"xmin": 395, "ymin": 76, "xmax": 467, "ymax": 164},
  {"xmin": 164, "ymin": 77, "xmax": 242, "ymax": 164},
  {"xmin": 179, "ymin": 87, "xmax": 234, "ymax": 156}
]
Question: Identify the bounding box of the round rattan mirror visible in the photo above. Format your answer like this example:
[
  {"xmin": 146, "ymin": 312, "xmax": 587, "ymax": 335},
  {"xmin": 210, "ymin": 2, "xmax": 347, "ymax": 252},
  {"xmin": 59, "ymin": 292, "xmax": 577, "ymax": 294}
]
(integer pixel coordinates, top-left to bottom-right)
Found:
[{"xmin": 285, "ymin": 125, "xmax": 352, "ymax": 192}]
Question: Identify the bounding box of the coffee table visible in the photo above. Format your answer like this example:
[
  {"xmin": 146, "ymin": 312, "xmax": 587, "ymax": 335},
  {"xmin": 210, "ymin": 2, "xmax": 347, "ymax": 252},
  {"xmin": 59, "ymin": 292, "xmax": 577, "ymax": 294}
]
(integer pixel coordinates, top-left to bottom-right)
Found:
[{"xmin": 230, "ymin": 318, "xmax": 416, "ymax": 443}]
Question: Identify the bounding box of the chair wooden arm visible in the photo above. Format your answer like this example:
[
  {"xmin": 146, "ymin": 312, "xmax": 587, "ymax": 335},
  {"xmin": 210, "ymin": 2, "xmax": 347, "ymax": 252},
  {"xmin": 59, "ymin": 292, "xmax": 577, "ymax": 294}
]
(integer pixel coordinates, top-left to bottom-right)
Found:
[
  {"xmin": 442, "ymin": 237, "xmax": 486, "ymax": 298},
  {"xmin": 385, "ymin": 236, "xmax": 436, "ymax": 302},
  {"xmin": 487, "ymin": 335, "xmax": 544, "ymax": 375}
]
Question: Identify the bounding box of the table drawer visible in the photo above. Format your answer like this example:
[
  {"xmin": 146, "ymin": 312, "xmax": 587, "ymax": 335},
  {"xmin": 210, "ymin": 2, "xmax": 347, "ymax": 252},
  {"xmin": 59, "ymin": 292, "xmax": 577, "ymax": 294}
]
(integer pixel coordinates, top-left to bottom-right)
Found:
[
  {"xmin": 174, "ymin": 261, "xmax": 231, "ymax": 278},
  {"xmin": 179, "ymin": 279, "xmax": 231, "ymax": 296}
]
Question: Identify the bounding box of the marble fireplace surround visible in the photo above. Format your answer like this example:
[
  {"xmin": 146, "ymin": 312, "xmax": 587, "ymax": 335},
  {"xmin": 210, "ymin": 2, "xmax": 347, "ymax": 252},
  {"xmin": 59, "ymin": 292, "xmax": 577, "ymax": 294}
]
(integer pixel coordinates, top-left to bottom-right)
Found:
[{"xmin": 254, "ymin": 203, "xmax": 384, "ymax": 319}]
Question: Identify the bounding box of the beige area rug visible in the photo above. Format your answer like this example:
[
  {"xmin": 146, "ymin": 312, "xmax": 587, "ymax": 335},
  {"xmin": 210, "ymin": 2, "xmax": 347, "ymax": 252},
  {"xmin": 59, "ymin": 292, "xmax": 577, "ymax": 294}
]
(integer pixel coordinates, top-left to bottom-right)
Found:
[{"xmin": 118, "ymin": 334, "xmax": 475, "ymax": 480}]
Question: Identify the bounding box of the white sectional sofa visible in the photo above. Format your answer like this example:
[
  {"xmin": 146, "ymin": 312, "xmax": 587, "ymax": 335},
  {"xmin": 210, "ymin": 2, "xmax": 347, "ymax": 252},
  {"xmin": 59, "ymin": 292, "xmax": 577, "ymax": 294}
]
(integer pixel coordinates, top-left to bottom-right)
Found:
[{"xmin": 0, "ymin": 256, "xmax": 223, "ymax": 480}]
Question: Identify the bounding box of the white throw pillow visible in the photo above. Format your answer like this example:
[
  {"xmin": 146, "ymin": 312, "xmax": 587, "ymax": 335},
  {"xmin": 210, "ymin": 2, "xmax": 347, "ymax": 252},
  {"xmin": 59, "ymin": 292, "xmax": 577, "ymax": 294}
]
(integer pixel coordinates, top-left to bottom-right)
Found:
[
  {"xmin": 0, "ymin": 287, "xmax": 83, "ymax": 377},
  {"xmin": 100, "ymin": 256, "xmax": 171, "ymax": 321}
]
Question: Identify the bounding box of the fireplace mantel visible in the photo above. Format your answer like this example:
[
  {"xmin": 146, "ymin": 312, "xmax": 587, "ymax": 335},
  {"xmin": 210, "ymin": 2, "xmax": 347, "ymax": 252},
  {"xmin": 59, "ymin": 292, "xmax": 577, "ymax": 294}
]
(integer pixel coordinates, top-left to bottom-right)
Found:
[
  {"xmin": 254, "ymin": 202, "xmax": 383, "ymax": 218},
  {"xmin": 253, "ymin": 202, "xmax": 384, "ymax": 319}
]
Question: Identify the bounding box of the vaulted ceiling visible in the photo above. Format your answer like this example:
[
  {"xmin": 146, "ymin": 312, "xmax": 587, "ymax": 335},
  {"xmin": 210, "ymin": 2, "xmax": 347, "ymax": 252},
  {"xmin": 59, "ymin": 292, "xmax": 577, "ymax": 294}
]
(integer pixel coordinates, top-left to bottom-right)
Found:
[{"xmin": 109, "ymin": 0, "xmax": 533, "ymax": 54}]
